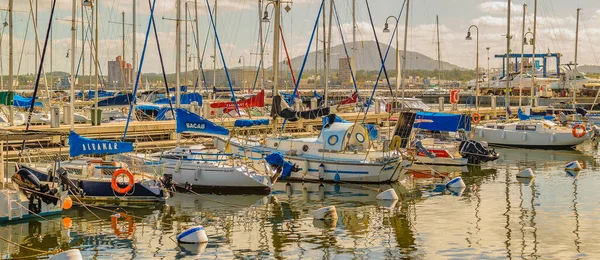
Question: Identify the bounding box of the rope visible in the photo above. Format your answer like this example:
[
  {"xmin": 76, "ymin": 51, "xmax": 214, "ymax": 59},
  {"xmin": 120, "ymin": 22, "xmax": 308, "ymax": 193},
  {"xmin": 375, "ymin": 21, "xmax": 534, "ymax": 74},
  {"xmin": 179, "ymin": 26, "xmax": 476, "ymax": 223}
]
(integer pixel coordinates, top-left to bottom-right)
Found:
[
  {"xmin": 364, "ymin": 0, "xmax": 394, "ymax": 97},
  {"xmin": 282, "ymin": 0, "xmax": 326, "ymax": 131},
  {"xmin": 331, "ymin": 0, "xmax": 360, "ymax": 102},
  {"xmin": 123, "ymin": 0, "xmax": 158, "ymax": 141},
  {"xmin": 148, "ymin": 0, "xmax": 175, "ymax": 119},
  {"xmin": 204, "ymin": 0, "xmax": 241, "ymax": 116}
]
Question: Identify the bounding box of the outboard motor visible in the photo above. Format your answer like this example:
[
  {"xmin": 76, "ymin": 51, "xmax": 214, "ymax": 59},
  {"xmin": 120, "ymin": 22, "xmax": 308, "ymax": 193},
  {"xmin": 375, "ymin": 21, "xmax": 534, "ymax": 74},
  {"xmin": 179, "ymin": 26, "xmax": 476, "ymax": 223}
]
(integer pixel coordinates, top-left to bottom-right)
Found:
[
  {"xmin": 458, "ymin": 140, "xmax": 500, "ymax": 164},
  {"xmin": 56, "ymin": 168, "xmax": 84, "ymax": 196},
  {"xmin": 12, "ymin": 168, "xmax": 60, "ymax": 213}
]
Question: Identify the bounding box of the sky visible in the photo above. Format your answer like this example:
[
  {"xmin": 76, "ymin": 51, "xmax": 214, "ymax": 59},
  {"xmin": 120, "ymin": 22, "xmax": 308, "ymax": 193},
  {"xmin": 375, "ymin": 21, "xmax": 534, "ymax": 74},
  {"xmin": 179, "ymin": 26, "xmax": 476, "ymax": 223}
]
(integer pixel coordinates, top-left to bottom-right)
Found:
[{"xmin": 0, "ymin": 0, "xmax": 599, "ymax": 76}]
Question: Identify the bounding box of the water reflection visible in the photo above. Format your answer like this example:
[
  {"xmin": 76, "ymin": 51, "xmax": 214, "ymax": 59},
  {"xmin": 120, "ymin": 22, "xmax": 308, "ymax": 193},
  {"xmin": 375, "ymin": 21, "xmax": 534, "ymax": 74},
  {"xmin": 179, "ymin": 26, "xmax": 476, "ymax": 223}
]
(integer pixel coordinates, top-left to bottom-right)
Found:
[{"xmin": 2, "ymin": 152, "xmax": 600, "ymax": 258}]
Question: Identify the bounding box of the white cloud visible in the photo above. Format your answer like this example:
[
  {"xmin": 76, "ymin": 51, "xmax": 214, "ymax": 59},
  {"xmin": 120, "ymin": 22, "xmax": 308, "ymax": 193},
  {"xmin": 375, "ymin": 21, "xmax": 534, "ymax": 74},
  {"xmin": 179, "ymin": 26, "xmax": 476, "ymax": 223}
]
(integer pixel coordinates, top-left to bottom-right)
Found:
[{"xmin": 478, "ymin": 1, "xmax": 524, "ymax": 15}]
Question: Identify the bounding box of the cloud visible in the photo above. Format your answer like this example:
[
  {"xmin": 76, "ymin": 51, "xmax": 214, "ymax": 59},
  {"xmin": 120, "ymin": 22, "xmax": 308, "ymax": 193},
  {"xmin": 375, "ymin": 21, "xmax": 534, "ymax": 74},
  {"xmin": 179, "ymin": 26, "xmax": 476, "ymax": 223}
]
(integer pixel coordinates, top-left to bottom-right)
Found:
[{"xmin": 478, "ymin": 1, "xmax": 524, "ymax": 15}]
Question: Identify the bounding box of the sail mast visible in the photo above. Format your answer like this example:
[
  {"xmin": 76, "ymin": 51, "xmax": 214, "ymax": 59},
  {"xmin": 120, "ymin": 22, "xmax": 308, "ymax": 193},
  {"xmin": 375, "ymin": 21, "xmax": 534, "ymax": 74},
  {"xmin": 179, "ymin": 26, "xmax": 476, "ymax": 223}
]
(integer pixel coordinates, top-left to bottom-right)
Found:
[
  {"xmin": 436, "ymin": 15, "xmax": 441, "ymax": 86},
  {"xmin": 70, "ymin": 0, "xmax": 76, "ymax": 130},
  {"xmin": 573, "ymin": 8, "xmax": 581, "ymax": 106},
  {"xmin": 401, "ymin": 0, "xmax": 410, "ymax": 98},
  {"xmin": 8, "ymin": 0, "xmax": 13, "ymax": 125},
  {"xmin": 506, "ymin": 0, "xmax": 511, "ymax": 107}
]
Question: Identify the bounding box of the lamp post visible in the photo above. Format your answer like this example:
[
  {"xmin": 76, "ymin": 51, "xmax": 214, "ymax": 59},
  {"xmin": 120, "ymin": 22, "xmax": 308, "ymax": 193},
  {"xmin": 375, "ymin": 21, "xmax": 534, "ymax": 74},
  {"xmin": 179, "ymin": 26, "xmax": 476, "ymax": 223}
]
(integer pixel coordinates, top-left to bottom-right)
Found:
[
  {"xmin": 466, "ymin": 25, "xmax": 479, "ymax": 110},
  {"xmin": 238, "ymin": 55, "xmax": 245, "ymax": 93},
  {"xmin": 523, "ymin": 30, "xmax": 534, "ymax": 107},
  {"xmin": 262, "ymin": 0, "xmax": 292, "ymax": 101},
  {"xmin": 383, "ymin": 16, "xmax": 399, "ymax": 95}
]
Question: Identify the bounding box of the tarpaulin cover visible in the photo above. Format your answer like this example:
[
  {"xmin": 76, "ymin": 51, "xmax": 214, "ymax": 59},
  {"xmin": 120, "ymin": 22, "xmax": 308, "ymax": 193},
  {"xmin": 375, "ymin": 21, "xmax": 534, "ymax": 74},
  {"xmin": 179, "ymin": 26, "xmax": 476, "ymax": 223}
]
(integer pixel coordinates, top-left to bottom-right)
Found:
[
  {"xmin": 338, "ymin": 92, "xmax": 358, "ymax": 105},
  {"xmin": 211, "ymin": 90, "xmax": 264, "ymax": 114},
  {"xmin": 234, "ymin": 118, "xmax": 270, "ymax": 127},
  {"xmin": 96, "ymin": 93, "xmax": 133, "ymax": 107},
  {"xmin": 264, "ymin": 152, "xmax": 294, "ymax": 180},
  {"xmin": 156, "ymin": 107, "xmax": 176, "ymax": 121},
  {"xmin": 82, "ymin": 90, "xmax": 115, "ymax": 100},
  {"xmin": 13, "ymin": 94, "xmax": 43, "ymax": 108},
  {"xmin": 518, "ymin": 108, "xmax": 555, "ymax": 121},
  {"xmin": 136, "ymin": 105, "xmax": 160, "ymax": 111},
  {"xmin": 154, "ymin": 93, "xmax": 202, "ymax": 106},
  {"xmin": 69, "ymin": 131, "xmax": 133, "ymax": 157},
  {"xmin": 175, "ymin": 108, "xmax": 229, "ymax": 136},
  {"xmin": 414, "ymin": 112, "xmax": 471, "ymax": 132}
]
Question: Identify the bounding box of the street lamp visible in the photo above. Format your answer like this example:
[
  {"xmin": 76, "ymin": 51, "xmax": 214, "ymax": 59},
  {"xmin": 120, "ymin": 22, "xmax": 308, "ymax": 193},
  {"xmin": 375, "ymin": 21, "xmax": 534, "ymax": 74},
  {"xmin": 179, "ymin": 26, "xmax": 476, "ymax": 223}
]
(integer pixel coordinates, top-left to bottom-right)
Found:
[
  {"xmin": 238, "ymin": 55, "xmax": 245, "ymax": 92},
  {"xmin": 466, "ymin": 25, "xmax": 479, "ymax": 110},
  {"xmin": 383, "ymin": 16, "xmax": 400, "ymax": 96}
]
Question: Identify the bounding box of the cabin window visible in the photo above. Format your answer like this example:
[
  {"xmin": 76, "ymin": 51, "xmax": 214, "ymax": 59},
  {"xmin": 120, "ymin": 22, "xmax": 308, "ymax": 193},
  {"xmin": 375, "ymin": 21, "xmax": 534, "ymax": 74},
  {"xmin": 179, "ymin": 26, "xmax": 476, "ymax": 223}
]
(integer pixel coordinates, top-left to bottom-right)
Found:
[
  {"xmin": 496, "ymin": 125, "xmax": 504, "ymax": 129},
  {"xmin": 356, "ymin": 133, "xmax": 365, "ymax": 143},
  {"xmin": 328, "ymin": 135, "xmax": 339, "ymax": 146},
  {"xmin": 516, "ymin": 125, "xmax": 536, "ymax": 131},
  {"xmin": 302, "ymin": 145, "xmax": 309, "ymax": 152}
]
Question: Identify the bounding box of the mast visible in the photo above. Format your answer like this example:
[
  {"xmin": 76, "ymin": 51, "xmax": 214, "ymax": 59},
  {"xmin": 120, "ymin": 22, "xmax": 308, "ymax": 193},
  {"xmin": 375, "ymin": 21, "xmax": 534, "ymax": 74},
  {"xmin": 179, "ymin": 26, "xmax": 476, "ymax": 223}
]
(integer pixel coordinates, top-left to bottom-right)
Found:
[
  {"xmin": 325, "ymin": 0, "xmax": 333, "ymax": 106},
  {"xmin": 315, "ymin": 17, "xmax": 319, "ymax": 94},
  {"xmin": 573, "ymin": 8, "xmax": 581, "ymax": 106},
  {"xmin": 519, "ymin": 4, "xmax": 526, "ymax": 108},
  {"xmin": 322, "ymin": 2, "xmax": 327, "ymax": 105},
  {"xmin": 8, "ymin": 0, "xmax": 13, "ymax": 125},
  {"xmin": 70, "ymin": 0, "xmax": 76, "ymax": 130},
  {"xmin": 81, "ymin": 1, "xmax": 85, "ymax": 92},
  {"xmin": 133, "ymin": 0, "xmax": 136, "ymax": 88},
  {"xmin": 176, "ymin": 0, "xmax": 181, "ymax": 107},
  {"xmin": 122, "ymin": 11, "xmax": 126, "ymax": 90},
  {"xmin": 185, "ymin": 2, "xmax": 189, "ymax": 88},
  {"xmin": 258, "ymin": 0, "xmax": 265, "ymax": 91},
  {"xmin": 530, "ymin": 0, "xmax": 537, "ymax": 107},
  {"xmin": 272, "ymin": 0, "xmax": 281, "ymax": 97},
  {"xmin": 352, "ymin": 0, "xmax": 356, "ymax": 56},
  {"xmin": 94, "ymin": 0, "xmax": 99, "ymax": 122},
  {"xmin": 436, "ymin": 15, "xmax": 441, "ymax": 86},
  {"xmin": 505, "ymin": 0, "xmax": 511, "ymax": 107},
  {"xmin": 401, "ymin": 0, "xmax": 410, "ymax": 98},
  {"xmin": 213, "ymin": 0, "xmax": 217, "ymax": 89},
  {"xmin": 194, "ymin": 0, "xmax": 202, "ymax": 92}
]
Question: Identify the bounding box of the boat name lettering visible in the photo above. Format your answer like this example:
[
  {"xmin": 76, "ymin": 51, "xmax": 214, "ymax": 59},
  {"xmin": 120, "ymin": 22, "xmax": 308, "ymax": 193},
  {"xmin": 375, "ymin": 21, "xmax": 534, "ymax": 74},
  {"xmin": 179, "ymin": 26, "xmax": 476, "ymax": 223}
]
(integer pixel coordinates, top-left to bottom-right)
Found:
[
  {"xmin": 186, "ymin": 123, "xmax": 206, "ymax": 129},
  {"xmin": 82, "ymin": 142, "xmax": 118, "ymax": 151}
]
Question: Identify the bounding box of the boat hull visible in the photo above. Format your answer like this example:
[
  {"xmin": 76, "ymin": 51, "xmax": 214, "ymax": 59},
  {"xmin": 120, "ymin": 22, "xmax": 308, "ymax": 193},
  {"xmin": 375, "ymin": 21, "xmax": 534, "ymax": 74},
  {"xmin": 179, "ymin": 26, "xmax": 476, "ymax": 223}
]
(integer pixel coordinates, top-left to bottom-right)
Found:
[{"xmin": 474, "ymin": 127, "xmax": 591, "ymax": 149}]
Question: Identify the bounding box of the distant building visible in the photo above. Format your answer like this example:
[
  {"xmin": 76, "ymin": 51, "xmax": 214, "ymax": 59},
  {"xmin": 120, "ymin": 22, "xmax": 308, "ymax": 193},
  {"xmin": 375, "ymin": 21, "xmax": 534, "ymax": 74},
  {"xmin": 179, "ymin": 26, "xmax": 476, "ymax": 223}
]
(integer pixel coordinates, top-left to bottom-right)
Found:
[
  {"xmin": 107, "ymin": 56, "xmax": 133, "ymax": 89},
  {"xmin": 338, "ymin": 57, "xmax": 356, "ymax": 85}
]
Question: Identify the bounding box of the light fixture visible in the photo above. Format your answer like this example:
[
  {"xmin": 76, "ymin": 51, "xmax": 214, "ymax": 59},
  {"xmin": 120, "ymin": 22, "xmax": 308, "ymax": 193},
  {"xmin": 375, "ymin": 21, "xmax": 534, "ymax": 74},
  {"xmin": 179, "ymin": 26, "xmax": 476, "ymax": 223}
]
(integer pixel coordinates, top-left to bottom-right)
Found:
[
  {"xmin": 465, "ymin": 31, "xmax": 472, "ymax": 40},
  {"xmin": 238, "ymin": 58, "xmax": 242, "ymax": 63},
  {"xmin": 262, "ymin": 11, "xmax": 270, "ymax": 23},
  {"xmin": 523, "ymin": 37, "xmax": 528, "ymax": 45},
  {"xmin": 66, "ymin": 49, "xmax": 70, "ymax": 58},
  {"xmin": 382, "ymin": 23, "xmax": 390, "ymax": 33},
  {"xmin": 529, "ymin": 38, "xmax": 535, "ymax": 45},
  {"xmin": 284, "ymin": 4, "xmax": 291, "ymax": 13},
  {"xmin": 2, "ymin": 21, "xmax": 7, "ymax": 28}
]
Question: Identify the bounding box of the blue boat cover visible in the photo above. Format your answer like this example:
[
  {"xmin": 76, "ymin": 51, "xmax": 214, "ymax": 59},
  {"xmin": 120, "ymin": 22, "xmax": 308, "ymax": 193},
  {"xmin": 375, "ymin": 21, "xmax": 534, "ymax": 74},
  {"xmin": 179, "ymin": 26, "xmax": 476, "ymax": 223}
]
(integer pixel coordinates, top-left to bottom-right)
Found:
[
  {"xmin": 13, "ymin": 94, "xmax": 42, "ymax": 108},
  {"xmin": 518, "ymin": 108, "xmax": 555, "ymax": 121},
  {"xmin": 136, "ymin": 105, "xmax": 160, "ymax": 111},
  {"xmin": 414, "ymin": 112, "xmax": 471, "ymax": 132},
  {"xmin": 322, "ymin": 115, "xmax": 378, "ymax": 140},
  {"xmin": 154, "ymin": 93, "xmax": 202, "ymax": 106},
  {"xmin": 264, "ymin": 152, "xmax": 294, "ymax": 180},
  {"xmin": 156, "ymin": 107, "xmax": 176, "ymax": 121},
  {"xmin": 280, "ymin": 92, "xmax": 298, "ymax": 105},
  {"xmin": 175, "ymin": 108, "xmax": 229, "ymax": 136},
  {"xmin": 234, "ymin": 119, "xmax": 270, "ymax": 127},
  {"xmin": 96, "ymin": 93, "xmax": 133, "ymax": 107},
  {"xmin": 168, "ymin": 86, "xmax": 187, "ymax": 93},
  {"xmin": 69, "ymin": 131, "xmax": 133, "ymax": 157}
]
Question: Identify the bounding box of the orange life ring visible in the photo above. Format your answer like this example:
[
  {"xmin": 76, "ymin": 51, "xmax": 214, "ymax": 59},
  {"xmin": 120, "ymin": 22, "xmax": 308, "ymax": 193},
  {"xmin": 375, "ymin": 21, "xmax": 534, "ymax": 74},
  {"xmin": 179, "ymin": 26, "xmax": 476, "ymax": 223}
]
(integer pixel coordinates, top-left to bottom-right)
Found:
[
  {"xmin": 121, "ymin": 107, "xmax": 129, "ymax": 116},
  {"xmin": 471, "ymin": 113, "xmax": 482, "ymax": 124},
  {"xmin": 572, "ymin": 124, "xmax": 586, "ymax": 138},
  {"xmin": 450, "ymin": 89, "xmax": 460, "ymax": 104},
  {"xmin": 111, "ymin": 213, "xmax": 135, "ymax": 238},
  {"xmin": 111, "ymin": 169, "xmax": 135, "ymax": 194}
]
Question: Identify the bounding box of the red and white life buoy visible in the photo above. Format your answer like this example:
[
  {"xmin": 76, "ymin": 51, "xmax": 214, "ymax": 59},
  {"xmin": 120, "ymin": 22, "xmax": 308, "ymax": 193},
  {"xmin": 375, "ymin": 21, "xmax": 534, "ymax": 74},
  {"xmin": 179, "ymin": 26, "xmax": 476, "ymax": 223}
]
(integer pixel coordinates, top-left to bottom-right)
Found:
[
  {"xmin": 111, "ymin": 169, "xmax": 135, "ymax": 194},
  {"xmin": 450, "ymin": 89, "xmax": 460, "ymax": 104},
  {"xmin": 572, "ymin": 124, "xmax": 586, "ymax": 138}
]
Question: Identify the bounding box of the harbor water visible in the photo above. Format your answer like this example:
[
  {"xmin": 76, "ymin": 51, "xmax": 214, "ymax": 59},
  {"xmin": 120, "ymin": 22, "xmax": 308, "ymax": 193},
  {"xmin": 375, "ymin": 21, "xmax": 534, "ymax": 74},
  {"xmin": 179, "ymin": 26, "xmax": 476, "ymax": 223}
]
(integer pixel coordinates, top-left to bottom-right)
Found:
[{"xmin": 1, "ymin": 146, "xmax": 599, "ymax": 259}]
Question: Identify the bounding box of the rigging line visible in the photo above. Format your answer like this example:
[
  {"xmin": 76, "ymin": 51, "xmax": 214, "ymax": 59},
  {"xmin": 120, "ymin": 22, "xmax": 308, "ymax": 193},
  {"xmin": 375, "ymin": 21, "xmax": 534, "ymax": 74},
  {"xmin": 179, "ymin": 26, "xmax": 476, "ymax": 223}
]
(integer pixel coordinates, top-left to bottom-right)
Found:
[
  {"xmin": 205, "ymin": 0, "xmax": 241, "ymax": 116},
  {"xmin": 123, "ymin": 0, "xmax": 158, "ymax": 141},
  {"xmin": 280, "ymin": 25, "xmax": 297, "ymax": 92},
  {"xmin": 22, "ymin": 0, "xmax": 57, "ymax": 150},
  {"xmin": 361, "ymin": 0, "xmax": 406, "ymax": 124},
  {"xmin": 281, "ymin": 0, "xmax": 326, "ymax": 132},
  {"xmin": 364, "ymin": 0, "xmax": 394, "ymax": 97},
  {"xmin": 252, "ymin": 7, "xmax": 274, "ymax": 91},
  {"xmin": 332, "ymin": 0, "xmax": 360, "ymax": 102},
  {"xmin": 148, "ymin": 0, "xmax": 175, "ymax": 119},
  {"xmin": 15, "ymin": 8, "xmax": 31, "ymax": 86}
]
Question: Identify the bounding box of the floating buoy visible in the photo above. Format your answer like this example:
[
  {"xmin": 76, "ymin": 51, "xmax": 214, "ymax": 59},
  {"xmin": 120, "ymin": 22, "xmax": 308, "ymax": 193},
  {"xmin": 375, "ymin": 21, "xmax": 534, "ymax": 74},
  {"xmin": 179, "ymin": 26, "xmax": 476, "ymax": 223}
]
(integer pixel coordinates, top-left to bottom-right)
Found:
[
  {"xmin": 445, "ymin": 177, "xmax": 466, "ymax": 189},
  {"xmin": 376, "ymin": 188, "xmax": 399, "ymax": 201},
  {"xmin": 376, "ymin": 199, "xmax": 398, "ymax": 209},
  {"xmin": 177, "ymin": 226, "xmax": 208, "ymax": 244},
  {"xmin": 447, "ymin": 186, "xmax": 466, "ymax": 196},
  {"xmin": 312, "ymin": 206, "xmax": 338, "ymax": 220},
  {"xmin": 517, "ymin": 168, "xmax": 535, "ymax": 178},
  {"xmin": 178, "ymin": 242, "xmax": 208, "ymax": 255},
  {"xmin": 318, "ymin": 184, "xmax": 325, "ymax": 201},
  {"xmin": 517, "ymin": 177, "xmax": 534, "ymax": 186},
  {"xmin": 62, "ymin": 217, "xmax": 72, "ymax": 229},
  {"xmin": 334, "ymin": 173, "xmax": 340, "ymax": 182},
  {"xmin": 285, "ymin": 183, "xmax": 292, "ymax": 197},
  {"xmin": 565, "ymin": 161, "xmax": 582, "ymax": 171},
  {"xmin": 63, "ymin": 197, "xmax": 73, "ymax": 210},
  {"xmin": 49, "ymin": 249, "xmax": 83, "ymax": 260},
  {"xmin": 566, "ymin": 170, "xmax": 579, "ymax": 178}
]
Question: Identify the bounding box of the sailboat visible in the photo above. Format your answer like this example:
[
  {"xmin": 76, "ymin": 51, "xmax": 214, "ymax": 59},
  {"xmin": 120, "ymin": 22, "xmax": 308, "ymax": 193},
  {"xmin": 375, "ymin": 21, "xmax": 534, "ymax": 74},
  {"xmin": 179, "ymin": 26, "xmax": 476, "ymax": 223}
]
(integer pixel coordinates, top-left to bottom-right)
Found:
[{"xmin": 126, "ymin": 109, "xmax": 292, "ymax": 194}]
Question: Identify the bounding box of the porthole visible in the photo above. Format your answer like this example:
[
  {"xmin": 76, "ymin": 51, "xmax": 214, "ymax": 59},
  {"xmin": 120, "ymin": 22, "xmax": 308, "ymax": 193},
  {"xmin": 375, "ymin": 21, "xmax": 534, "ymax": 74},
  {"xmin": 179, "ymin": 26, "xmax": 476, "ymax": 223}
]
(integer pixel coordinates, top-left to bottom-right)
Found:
[
  {"xmin": 356, "ymin": 133, "xmax": 365, "ymax": 143},
  {"xmin": 302, "ymin": 145, "xmax": 309, "ymax": 152},
  {"xmin": 273, "ymin": 142, "xmax": 278, "ymax": 147},
  {"xmin": 328, "ymin": 135, "xmax": 338, "ymax": 146}
]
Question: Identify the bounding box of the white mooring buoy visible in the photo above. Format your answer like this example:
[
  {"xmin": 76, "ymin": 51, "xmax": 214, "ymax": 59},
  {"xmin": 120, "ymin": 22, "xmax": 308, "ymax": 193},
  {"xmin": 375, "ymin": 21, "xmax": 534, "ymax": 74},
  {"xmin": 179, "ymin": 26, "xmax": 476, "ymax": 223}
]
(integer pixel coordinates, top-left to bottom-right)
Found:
[
  {"xmin": 49, "ymin": 249, "xmax": 83, "ymax": 260},
  {"xmin": 565, "ymin": 161, "xmax": 582, "ymax": 171},
  {"xmin": 177, "ymin": 226, "xmax": 208, "ymax": 244},
  {"xmin": 312, "ymin": 206, "xmax": 338, "ymax": 220},
  {"xmin": 376, "ymin": 188, "xmax": 399, "ymax": 200},
  {"xmin": 445, "ymin": 177, "xmax": 466, "ymax": 189},
  {"xmin": 517, "ymin": 168, "xmax": 535, "ymax": 178}
]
